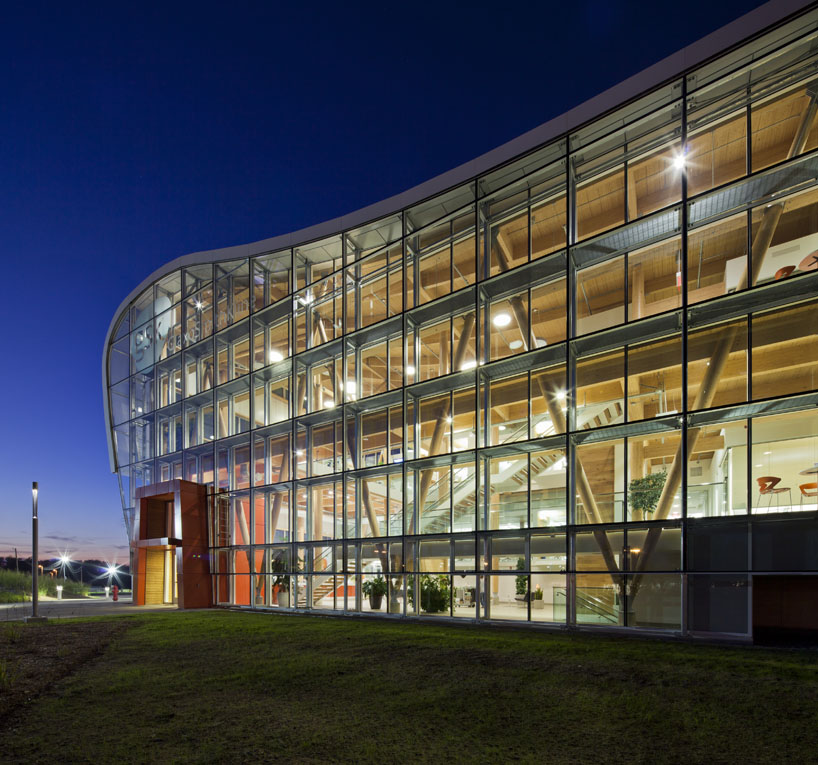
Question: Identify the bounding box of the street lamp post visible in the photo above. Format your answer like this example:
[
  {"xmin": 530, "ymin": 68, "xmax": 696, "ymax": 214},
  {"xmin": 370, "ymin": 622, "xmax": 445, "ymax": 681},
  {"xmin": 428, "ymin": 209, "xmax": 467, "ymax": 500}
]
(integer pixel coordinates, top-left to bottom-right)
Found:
[
  {"xmin": 60, "ymin": 554, "xmax": 71, "ymax": 585},
  {"xmin": 32, "ymin": 482, "xmax": 39, "ymax": 619}
]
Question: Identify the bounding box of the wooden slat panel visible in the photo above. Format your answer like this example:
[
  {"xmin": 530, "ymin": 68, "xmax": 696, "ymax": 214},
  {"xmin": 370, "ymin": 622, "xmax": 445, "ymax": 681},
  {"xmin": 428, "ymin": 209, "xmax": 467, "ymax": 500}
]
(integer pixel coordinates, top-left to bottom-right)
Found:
[{"xmin": 145, "ymin": 548, "xmax": 165, "ymax": 605}]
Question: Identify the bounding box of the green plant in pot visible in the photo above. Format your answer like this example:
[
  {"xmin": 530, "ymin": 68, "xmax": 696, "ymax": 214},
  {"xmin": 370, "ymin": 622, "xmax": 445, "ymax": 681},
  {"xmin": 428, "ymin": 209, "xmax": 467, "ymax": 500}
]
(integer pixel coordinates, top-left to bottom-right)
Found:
[
  {"xmin": 407, "ymin": 574, "xmax": 450, "ymax": 614},
  {"xmin": 628, "ymin": 470, "xmax": 668, "ymax": 521},
  {"xmin": 270, "ymin": 557, "xmax": 289, "ymax": 607},
  {"xmin": 531, "ymin": 584, "xmax": 544, "ymax": 610},
  {"xmin": 362, "ymin": 574, "xmax": 388, "ymax": 610},
  {"xmin": 515, "ymin": 557, "xmax": 528, "ymax": 604}
]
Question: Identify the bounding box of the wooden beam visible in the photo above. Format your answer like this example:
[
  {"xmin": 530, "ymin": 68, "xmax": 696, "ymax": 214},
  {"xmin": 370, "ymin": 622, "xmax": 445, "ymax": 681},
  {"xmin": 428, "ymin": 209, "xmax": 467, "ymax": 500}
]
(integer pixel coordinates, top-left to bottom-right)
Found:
[
  {"xmin": 493, "ymin": 232, "xmax": 621, "ymax": 582},
  {"xmin": 410, "ymin": 312, "xmax": 476, "ymax": 534}
]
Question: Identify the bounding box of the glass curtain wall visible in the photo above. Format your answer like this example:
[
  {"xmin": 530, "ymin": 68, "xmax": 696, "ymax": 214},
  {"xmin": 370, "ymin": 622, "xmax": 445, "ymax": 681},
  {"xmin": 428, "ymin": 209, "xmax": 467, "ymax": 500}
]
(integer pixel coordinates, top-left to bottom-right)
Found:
[{"xmin": 107, "ymin": 12, "xmax": 818, "ymax": 636}]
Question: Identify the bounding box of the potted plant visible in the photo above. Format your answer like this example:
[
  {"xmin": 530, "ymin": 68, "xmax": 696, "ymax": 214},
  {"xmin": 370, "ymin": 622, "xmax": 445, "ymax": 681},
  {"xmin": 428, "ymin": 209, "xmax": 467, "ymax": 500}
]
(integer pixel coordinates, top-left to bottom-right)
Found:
[
  {"xmin": 362, "ymin": 574, "xmax": 388, "ymax": 610},
  {"xmin": 515, "ymin": 557, "xmax": 528, "ymax": 606},
  {"xmin": 531, "ymin": 585, "xmax": 544, "ymax": 610},
  {"xmin": 407, "ymin": 574, "xmax": 450, "ymax": 614},
  {"xmin": 270, "ymin": 557, "xmax": 289, "ymax": 607},
  {"xmin": 628, "ymin": 470, "xmax": 668, "ymax": 520}
]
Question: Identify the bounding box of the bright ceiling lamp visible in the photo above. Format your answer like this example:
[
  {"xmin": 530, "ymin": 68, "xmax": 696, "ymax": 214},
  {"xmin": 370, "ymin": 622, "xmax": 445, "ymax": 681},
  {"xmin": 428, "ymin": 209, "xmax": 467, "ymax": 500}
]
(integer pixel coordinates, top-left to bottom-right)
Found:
[
  {"xmin": 460, "ymin": 360, "xmax": 477, "ymax": 371},
  {"xmin": 672, "ymin": 148, "xmax": 687, "ymax": 170},
  {"xmin": 492, "ymin": 312, "xmax": 512, "ymax": 327},
  {"xmin": 268, "ymin": 350, "xmax": 284, "ymax": 363}
]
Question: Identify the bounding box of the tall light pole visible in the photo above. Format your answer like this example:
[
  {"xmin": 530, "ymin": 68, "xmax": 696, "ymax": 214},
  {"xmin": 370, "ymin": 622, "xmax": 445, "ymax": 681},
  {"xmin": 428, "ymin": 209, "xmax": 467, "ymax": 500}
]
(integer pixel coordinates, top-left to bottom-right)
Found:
[{"xmin": 32, "ymin": 482, "xmax": 39, "ymax": 619}]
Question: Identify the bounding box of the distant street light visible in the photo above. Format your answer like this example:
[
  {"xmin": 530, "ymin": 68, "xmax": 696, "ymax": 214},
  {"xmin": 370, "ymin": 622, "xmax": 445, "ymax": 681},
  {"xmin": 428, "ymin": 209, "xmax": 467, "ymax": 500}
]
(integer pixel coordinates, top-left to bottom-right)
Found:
[{"xmin": 59, "ymin": 553, "xmax": 72, "ymax": 584}]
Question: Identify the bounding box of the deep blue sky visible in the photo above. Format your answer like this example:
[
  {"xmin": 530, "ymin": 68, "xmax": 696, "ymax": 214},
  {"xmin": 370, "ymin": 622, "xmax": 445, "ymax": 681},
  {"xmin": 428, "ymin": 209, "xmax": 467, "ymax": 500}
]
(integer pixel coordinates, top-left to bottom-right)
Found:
[{"xmin": 0, "ymin": 0, "xmax": 765, "ymax": 560}]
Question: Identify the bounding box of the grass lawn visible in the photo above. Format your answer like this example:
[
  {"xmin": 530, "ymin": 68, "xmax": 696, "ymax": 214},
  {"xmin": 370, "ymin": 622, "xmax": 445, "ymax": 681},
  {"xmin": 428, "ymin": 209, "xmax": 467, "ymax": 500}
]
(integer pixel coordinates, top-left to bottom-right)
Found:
[{"xmin": 1, "ymin": 611, "xmax": 817, "ymax": 763}]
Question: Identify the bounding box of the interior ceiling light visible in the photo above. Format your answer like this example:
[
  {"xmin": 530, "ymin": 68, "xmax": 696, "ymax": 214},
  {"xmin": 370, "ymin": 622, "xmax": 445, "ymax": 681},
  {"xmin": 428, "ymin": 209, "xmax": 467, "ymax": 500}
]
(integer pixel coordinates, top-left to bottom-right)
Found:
[
  {"xmin": 556, "ymin": 390, "xmax": 566, "ymax": 401},
  {"xmin": 460, "ymin": 360, "xmax": 477, "ymax": 371},
  {"xmin": 268, "ymin": 350, "xmax": 284, "ymax": 363},
  {"xmin": 406, "ymin": 365, "xmax": 415, "ymax": 375},
  {"xmin": 672, "ymin": 151, "xmax": 687, "ymax": 170},
  {"xmin": 492, "ymin": 312, "xmax": 512, "ymax": 327},
  {"xmin": 509, "ymin": 340, "xmax": 523, "ymax": 350}
]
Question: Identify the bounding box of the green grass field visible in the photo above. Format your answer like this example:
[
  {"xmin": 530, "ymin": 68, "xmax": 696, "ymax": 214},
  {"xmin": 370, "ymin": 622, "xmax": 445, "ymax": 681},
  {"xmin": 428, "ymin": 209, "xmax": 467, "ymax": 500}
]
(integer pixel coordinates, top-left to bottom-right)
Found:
[{"xmin": 2, "ymin": 611, "xmax": 817, "ymax": 763}]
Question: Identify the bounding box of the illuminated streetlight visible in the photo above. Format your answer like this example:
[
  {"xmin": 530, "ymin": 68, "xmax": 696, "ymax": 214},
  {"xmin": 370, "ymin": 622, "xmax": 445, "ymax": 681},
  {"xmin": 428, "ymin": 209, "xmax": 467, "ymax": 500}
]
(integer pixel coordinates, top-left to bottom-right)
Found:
[
  {"xmin": 59, "ymin": 553, "xmax": 72, "ymax": 585},
  {"xmin": 31, "ymin": 482, "xmax": 39, "ymax": 619}
]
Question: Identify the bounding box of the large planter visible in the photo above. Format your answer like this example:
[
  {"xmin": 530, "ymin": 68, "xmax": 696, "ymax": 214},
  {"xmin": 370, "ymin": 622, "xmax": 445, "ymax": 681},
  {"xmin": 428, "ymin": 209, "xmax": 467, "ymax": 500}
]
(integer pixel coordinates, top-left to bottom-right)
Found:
[
  {"xmin": 531, "ymin": 599, "xmax": 545, "ymax": 610},
  {"xmin": 277, "ymin": 589, "xmax": 289, "ymax": 607},
  {"xmin": 369, "ymin": 593, "xmax": 383, "ymax": 610}
]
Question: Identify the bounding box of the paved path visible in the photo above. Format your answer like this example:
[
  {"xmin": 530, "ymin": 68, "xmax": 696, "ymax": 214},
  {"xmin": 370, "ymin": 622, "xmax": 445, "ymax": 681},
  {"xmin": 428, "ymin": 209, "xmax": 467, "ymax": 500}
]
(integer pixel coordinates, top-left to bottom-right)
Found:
[{"xmin": 0, "ymin": 597, "xmax": 178, "ymax": 621}]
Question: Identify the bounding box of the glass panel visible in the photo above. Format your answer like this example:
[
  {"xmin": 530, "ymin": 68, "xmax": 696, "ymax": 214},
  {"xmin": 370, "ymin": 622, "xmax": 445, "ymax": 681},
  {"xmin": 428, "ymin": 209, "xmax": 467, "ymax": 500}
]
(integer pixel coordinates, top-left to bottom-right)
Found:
[
  {"xmin": 530, "ymin": 574, "xmax": 566, "ymax": 623},
  {"xmin": 751, "ymin": 187, "xmax": 818, "ymax": 287},
  {"xmin": 627, "ymin": 334, "xmax": 682, "ymax": 422},
  {"xmin": 628, "ymin": 235, "xmax": 682, "ymax": 320},
  {"xmin": 627, "ymin": 574, "xmax": 681, "ymax": 629},
  {"xmin": 253, "ymin": 250, "xmax": 291, "ymax": 309},
  {"xmin": 687, "ymin": 419, "xmax": 747, "ymax": 518},
  {"xmin": 530, "ymin": 276, "xmax": 567, "ymax": 348},
  {"xmin": 531, "ymin": 534, "xmax": 566, "ymax": 571},
  {"xmin": 752, "ymin": 408, "xmax": 818, "ymax": 514},
  {"xmin": 574, "ymin": 255, "xmax": 625, "ymax": 335},
  {"xmin": 485, "ymin": 574, "xmax": 527, "ymax": 621},
  {"xmin": 530, "ymin": 449, "xmax": 567, "ymax": 527},
  {"xmin": 627, "ymin": 430, "xmax": 682, "ymax": 522},
  {"xmin": 751, "ymin": 79, "xmax": 818, "ymax": 173},
  {"xmin": 409, "ymin": 574, "xmax": 451, "ymax": 616},
  {"xmin": 575, "ymin": 438, "xmax": 625, "ymax": 524},
  {"xmin": 688, "ymin": 575, "xmax": 749, "ymax": 634},
  {"xmin": 488, "ymin": 374, "xmax": 528, "ymax": 445},
  {"xmin": 575, "ymin": 349, "xmax": 625, "ymax": 430},
  {"xmin": 686, "ymin": 213, "xmax": 748, "ymax": 306},
  {"xmin": 108, "ymin": 335, "xmax": 130, "ymax": 384},
  {"xmin": 486, "ymin": 455, "xmax": 528, "ymax": 530},
  {"xmin": 452, "ymin": 574, "xmax": 477, "ymax": 619},
  {"xmin": 215, "ymin": 260, "xmax": 250, "ymax": 330},
  {"xmin": 687, "ymin": 318, "xmax": 748, "ymax": 411},
  {"xmin": 574, "ymin": 573, "xmax": 622, "ymax": 626},
  {"xmin": 295, "ymin": 236, "xmax": 342, "ymax": 289},
  {"xmin": 752, "ymin": 299, "xmax": 818, "ymax": 400},
  {"xmin": 530, "ymin": 364, "xmax": 567, "ymax": 437}
]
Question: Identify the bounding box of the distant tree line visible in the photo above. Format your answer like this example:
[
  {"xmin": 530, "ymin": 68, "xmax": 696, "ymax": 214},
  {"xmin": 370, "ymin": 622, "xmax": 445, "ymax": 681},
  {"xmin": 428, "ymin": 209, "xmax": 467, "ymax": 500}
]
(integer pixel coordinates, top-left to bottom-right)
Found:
[{"xmin": 0, "ymin": 556, "xmax": 131, "ymax": 585}]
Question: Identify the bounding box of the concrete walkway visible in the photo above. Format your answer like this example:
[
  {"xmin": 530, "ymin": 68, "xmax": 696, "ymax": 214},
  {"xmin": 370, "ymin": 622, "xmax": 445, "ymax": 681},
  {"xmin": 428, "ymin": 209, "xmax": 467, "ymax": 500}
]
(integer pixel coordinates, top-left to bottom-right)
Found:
[{"xmin": 0, "ymin": 597, "xmax": 178, "ymax": 622}]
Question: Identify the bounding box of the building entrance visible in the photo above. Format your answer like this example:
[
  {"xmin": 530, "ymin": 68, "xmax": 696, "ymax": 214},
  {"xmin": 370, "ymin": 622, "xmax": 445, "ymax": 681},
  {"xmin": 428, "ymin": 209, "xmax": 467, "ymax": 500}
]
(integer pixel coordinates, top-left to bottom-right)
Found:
[
  {"xmin": 144, "ymin": 547, "xmax": 177, "ymax": 605},
  {"xmin": 132, "ymin": 480, "xmax": 211, "ymax": 610}
]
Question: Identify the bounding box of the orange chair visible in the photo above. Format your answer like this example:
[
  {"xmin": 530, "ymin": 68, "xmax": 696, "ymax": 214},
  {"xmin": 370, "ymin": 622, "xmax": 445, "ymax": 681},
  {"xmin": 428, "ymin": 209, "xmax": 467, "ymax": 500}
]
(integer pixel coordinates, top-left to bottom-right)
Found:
[
  {"xmin": 774, "ymin": 265, "xmax": 796, "ymax": 280},
  {"xmin": 799, "ymin": 482, "xmax": 818, "ymax": 510},
  {"xmin": 756, "ymin": 476, "xmax": 792, "ymax": 509}
]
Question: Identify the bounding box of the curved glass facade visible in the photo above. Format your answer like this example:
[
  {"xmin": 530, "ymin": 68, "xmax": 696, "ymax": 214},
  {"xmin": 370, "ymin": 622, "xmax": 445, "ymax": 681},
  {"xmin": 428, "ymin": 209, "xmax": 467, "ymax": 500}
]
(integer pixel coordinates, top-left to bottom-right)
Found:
[{"xmin": 105, "ymin": 6, "xmax": 818, "ymax": 637}]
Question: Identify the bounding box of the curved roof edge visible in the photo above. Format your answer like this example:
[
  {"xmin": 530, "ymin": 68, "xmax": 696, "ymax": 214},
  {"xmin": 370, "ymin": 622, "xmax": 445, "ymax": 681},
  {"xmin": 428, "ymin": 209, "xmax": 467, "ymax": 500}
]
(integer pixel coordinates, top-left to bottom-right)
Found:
[{"xmin": 102, "ymin": 0, "xmax": 815, "ymax": 472}]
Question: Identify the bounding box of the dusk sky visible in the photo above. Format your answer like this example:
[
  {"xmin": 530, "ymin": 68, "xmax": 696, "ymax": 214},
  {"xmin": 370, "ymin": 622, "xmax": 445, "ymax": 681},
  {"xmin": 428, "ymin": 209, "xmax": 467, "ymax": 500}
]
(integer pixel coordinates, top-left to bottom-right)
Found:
[{"xmin": 0, "ymin": 0, "xmax": 764, "ymax": 562}]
